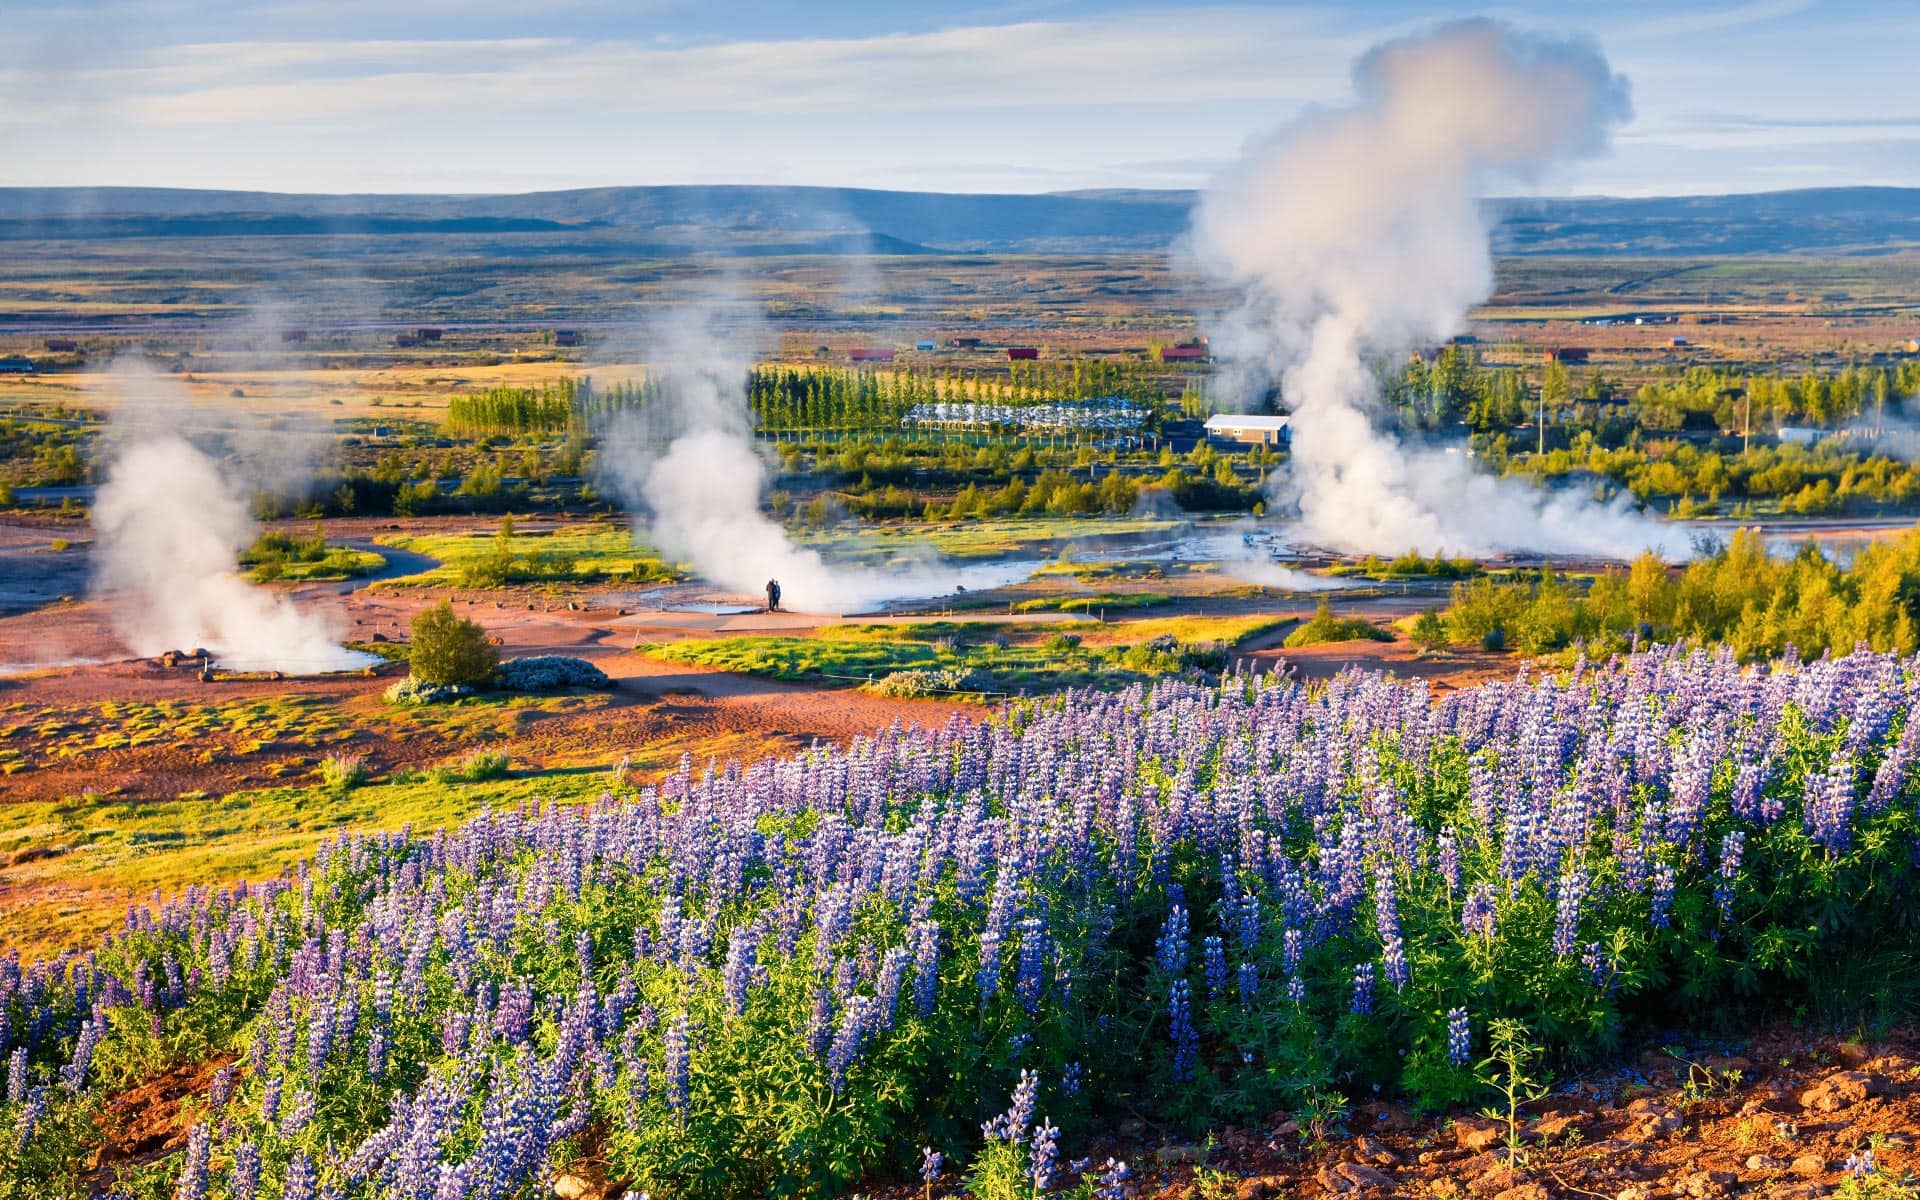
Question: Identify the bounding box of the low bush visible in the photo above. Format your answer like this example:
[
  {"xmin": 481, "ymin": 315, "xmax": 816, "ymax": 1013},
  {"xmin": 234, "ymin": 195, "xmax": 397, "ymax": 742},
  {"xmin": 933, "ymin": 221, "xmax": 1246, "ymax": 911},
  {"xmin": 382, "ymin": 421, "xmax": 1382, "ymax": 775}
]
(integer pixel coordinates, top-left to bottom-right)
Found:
[
  {"xmin": 1284, "ymin": 599, "xmax": 1395, "ymax": 647},
  {"xmin": 408, "ymin": 601, "xmax": 499, "ymax": 687},
  {"xmin": 493, "ymin": 655, "xmax": 611, "ymax": 692}
]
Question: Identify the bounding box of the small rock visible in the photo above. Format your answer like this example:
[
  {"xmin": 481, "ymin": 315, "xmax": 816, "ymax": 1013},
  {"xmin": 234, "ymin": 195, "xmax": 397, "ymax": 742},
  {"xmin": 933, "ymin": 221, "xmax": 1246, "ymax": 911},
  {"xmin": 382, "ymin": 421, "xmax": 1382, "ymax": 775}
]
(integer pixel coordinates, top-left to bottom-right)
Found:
[
  {"xmin": 1272, "ymin": 1120, "xmax": 1300, "ymax": 1137},
  {"xmin": 1454, "ymin": 1118, "xmax": 1504, "ymax": 1152},
  {"xmin": 1615, "ymin": 1187, "xmax": 1651, "ymax": 1200},
  {"xmin": 1316, "ymin": 1166, "xmax": 1355, "ymax": 1193},
  {"xmin": 1789, "ymin": 1155, "xmax": 1826, "ymax": 1177},
  {"xmin": 1680, "ymin": 1169, "xmax": 1736, "ymax": 1198},
  {"xmin": 1157, "ymin": 1143, "xmax": 1206, "ymax": 1165},
  {"xmin": 1335, "ymin": 1162, "xmax": 1395, "ymax": 1190},
  {"xmin": 1624, "ymin": 1097, "xmax": 1682, "ymax": 1137},
  {"xmin": 1468, "ymin": 1168, "xmax": 1522, "ymax": 1197},
  {"xmin": 1745, "ymin": 1154, "xmax": 1783, "ymax": 1170},
  {"xmin": 551, "ymin": 1175, "xmax": 591, "ymax": 1200},
  {"xmin": 1491, "ymin": 1185, "xmax": 1548, "ymax": 1200},
  {"xmin": 1352, "ymin": 1135, "xmax": 1398, "ymax": 1165},
  {"xmin": 1799, "ymin": 1070, "xmax": 1874, "ymax": 1112},
  {"xmin": 1834, "ymin": 1042, "xmax": 1873, "ymax": 1068},
  {"xmin": 1117, "ymin": 1118, "xmax": 1146, "ymax": 1137},
  {"xmin": 1531, "ymin": 1111, "xmax": 1584, "ymax": 1141}
]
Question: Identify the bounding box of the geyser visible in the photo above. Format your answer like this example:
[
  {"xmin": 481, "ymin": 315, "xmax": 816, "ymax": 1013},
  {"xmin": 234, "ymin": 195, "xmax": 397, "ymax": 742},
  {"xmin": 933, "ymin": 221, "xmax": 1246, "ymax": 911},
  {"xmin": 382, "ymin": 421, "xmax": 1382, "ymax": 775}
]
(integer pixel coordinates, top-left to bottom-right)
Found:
[
  {"xmin": 600, "ymin": 308, "xmax": 1030, "ymax": 613},
  {"xmin": 1192, "ymin": 18, "xmax": 1678, "ymax": 558},
  {"xmin": 92, "ymin": 434, "xmax": 370, "ymax": 674}
]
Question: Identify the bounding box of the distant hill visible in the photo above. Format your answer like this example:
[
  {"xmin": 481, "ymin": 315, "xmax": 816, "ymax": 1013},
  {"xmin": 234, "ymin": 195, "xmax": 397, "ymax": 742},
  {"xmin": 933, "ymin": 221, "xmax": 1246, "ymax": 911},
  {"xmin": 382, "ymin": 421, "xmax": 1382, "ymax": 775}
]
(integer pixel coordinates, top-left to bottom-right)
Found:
[{"xmin": 1, "ymin": 185, "xmax": 1917, "ymax": 256}]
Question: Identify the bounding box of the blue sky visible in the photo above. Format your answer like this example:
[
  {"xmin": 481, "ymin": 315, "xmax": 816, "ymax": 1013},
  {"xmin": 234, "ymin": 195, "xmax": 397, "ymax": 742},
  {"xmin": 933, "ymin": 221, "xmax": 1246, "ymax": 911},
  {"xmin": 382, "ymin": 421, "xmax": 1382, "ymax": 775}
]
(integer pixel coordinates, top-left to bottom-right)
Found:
[{"xmin": 2, "ymin": 0, "xmax": 1915, "ymax": 196}]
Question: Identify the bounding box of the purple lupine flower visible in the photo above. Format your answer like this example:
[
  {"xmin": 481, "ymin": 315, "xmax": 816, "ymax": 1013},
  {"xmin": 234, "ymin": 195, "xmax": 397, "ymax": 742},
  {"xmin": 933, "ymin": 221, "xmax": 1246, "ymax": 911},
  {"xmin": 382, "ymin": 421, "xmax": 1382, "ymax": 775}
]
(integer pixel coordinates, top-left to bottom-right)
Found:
[
  {"xmin": 1094, "ymin": 1158, "xmax": 1131, "ymax": 1200},
  {"xmin": 174, "ymin": 1122, "xmax": 211, "ymax": 1200},
  {"xmin": 1061, "ymin": 1061, "xmax": 1082, "ymax": 1097},
  {"xmin": 1201, "ymin": 936, "xmax": 1227, "ymax": 1001},
  {"xmin": 664, "ymin": 1011, "xmax": 692, "ymax": 1112},
  {"xmin": 280, "ymin": 1087, "xmax": 315, "ymax": 1137},
  {"xmin": 1014, "ymin": 917, "xmax": 1049, "ymax": 1013},
  {"xmin": 1553, "ymin": 869, "xmax": 1587, "ymax": 956},
  {"xmin": 984, "ymin": 1069, "xmax": 1040, "ymax": 1141},
  {"xmin": 1155, "ymin": 905, "xmax": 1189, "ymax": 977},
  {"xmin": 1282, "ymin": 927, "xmax": 1303, "ymax": 974},
  {"xmin": 1236, "ymin": 961, "xmax": 1258, "ymax": 1009},
  {"xmin": 1462, "ymin": 883, "xmax": 1497, "ymax": 941},
  {"xmin": 1437, "ymin": 829, "xmax": 1461, "ymax": 893},
  {"xmin": 1030, "ymin": 1119, "xmax": 1060, "ymax": 1191},
  {"xmin": 282, "ymin": 1150, "xmax": 316, "ymax": 1200},
  {"xmin": 722, "ymin": 930, "xmax": 754, "ymax": 1017},
  {"xmin": 6, "ymin": 1046, "xmax": 25, "ymax": 1104},
  {"xmin": 1446, "ymin": 1008, "xmax": 1471, "ymax": 1066},
  {"xmin": 912, "ymin": 920, "xmax": 941, "ymax": 1017},
  {"xmin": 227, "ymin": 1142, "xmax": 261, "ymax": 1200},
  {"xmin": 1650, "ymin": 862, "xmax": 1676, "ymax": 928},
  {"xmin": 1168, "ymin": 980, "xmax": 1198, "ymax": 1082},
  {"xmin": 12, "ymin": 1086, "xmax": 48, "ymax": 1149},
  {"xmin": 827, "ymin": 996, "xmax": 870, "ymax": 1093},
  {"xmin": 1287, "ymin": 974, "xmax": 1306, "ymax": 1006},
  {"xmin": 1714, "ymin": 831, "xmax": 1745, "ymax": 922},
  {"xmin": 1349, "ymin": 963, "xmax": 1374, "ymax": 1016},
  {"xmin": 920, "ymin": 1146, "xmax": 943, "ymax": 1185}
]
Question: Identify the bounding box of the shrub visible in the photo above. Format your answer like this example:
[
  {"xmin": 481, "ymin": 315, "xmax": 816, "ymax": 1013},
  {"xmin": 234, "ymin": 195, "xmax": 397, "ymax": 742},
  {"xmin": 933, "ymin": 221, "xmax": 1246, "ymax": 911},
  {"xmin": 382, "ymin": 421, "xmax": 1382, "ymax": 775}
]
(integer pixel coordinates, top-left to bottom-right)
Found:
[
  {"xmin": 864, "ymin": 667, "xmax": 977, "ymax": 697},
  {"xmin": 383, "ymin": 677, "xmax": 477, "ymax": 705},
  {"xmin": 435, "ymin": 747, "xmax": 511, "ymax": 783},
  {"xmin": 1284, "ymin": 599, "xmax": 1394, "ymax": 647},
  {"xmin": 317, "ymin": 753, "xmax": 367, "ymax": 792},
  {"xmin": 493, "ymin": 655, "xmax": 611, "ymax": 692},
  {"xmin": 408, "ymin": 601, "xmax": 498, "ymax": 687}
]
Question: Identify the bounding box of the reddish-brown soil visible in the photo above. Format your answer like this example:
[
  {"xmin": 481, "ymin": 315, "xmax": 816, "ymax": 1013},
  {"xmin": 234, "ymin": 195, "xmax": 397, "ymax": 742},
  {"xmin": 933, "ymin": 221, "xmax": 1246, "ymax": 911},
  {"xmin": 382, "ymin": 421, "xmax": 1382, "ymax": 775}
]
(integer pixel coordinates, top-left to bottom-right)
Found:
[{"xmin": 914, "ymin": 1029, "xmax": 1920, "ymax": 1200}]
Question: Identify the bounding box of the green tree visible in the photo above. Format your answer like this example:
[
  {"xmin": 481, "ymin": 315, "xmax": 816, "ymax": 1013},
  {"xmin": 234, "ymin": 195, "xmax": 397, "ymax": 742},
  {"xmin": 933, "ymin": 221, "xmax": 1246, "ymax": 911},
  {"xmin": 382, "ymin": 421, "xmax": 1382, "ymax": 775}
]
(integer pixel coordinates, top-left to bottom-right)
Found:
[{"xmin": 409, "ymin": 601, "xmax": 499, "ymax": 686}]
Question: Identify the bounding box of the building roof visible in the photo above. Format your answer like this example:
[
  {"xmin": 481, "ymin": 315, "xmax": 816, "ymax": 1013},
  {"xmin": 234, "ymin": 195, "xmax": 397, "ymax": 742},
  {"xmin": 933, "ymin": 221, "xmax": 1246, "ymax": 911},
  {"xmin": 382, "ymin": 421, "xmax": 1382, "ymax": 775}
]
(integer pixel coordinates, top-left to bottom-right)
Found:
[{"xmin": 1205, "ymin": 414, "xmax": 1290, "ymax": 430}]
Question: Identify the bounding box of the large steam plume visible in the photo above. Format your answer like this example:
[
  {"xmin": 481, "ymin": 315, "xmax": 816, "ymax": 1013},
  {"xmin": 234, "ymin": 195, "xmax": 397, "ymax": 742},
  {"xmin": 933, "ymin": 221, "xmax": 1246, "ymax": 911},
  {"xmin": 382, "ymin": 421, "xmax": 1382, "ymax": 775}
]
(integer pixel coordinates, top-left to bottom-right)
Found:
[
  {"xmin": 91, "ymin": 368, "xmax": 368, "ymax": 672},
  {"xmin": 1193, "ymin": 19, "xmax": 1676, "ymax": 558},
  {"xmin": 600, "ymin": 305, "xmax": 1026, "ymax": 613}
]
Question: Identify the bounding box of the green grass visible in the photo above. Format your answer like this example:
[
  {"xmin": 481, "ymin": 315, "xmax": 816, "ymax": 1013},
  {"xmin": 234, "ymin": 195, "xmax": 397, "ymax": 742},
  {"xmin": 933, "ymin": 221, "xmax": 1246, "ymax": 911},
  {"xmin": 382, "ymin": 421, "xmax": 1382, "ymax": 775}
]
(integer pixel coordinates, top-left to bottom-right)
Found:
[
  {"xmin": 373, "ymin": 523, "xmax": 681, "ymax": 587},
  {"xmin": 1010, "ymin": 592, "xmax": 1173, "ymax": 614},
  {"xmin": 0, "ymin": 768, "xmax": 622, "ymax": 959},
  {"xmin": 795, "ymin": 516, "xmax": 1184, "ymax": 563},
  {"xmin": 247, "ymin": 546, "xmax": 385, "ymax": 582},
  {"xmin": 644, "ymin": 615, "xmax": 1283, "ymax": 695}
]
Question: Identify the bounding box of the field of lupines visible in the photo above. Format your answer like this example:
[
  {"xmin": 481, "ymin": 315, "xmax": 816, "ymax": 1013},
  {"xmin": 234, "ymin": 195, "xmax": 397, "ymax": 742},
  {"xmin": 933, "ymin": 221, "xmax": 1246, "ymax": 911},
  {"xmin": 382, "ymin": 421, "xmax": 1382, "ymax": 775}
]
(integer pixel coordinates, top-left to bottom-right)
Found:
[{"xmin": 6, "ymin": 644, "xmax": 1920, "ymax": 1200}]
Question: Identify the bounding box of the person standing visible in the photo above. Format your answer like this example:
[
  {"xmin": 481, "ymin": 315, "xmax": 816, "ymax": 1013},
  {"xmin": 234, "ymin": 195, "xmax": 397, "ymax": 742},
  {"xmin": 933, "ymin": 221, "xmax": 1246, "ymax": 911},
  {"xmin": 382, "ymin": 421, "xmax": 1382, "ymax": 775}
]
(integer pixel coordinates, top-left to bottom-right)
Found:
[{"xmin": 765, "ymin": 579, "xmax": 782, "ymax": 612}]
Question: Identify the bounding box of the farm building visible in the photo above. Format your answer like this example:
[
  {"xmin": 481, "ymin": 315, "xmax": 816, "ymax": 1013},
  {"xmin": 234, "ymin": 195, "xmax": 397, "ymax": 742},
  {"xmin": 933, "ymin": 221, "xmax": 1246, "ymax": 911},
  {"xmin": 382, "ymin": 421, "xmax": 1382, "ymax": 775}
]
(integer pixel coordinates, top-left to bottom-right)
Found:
[
  {"xmin": 849, "ymin": 348, "xmax": 896, "ymax": 364},
  {"xmin": 1776, "ymin": 427, "xmax": 1822, "ymax": 446},
  {"xmin": 554, "ymin": 330, "xmax": 584, "ymax": 347},
  {"xmin": 949, "ymin": 337, "xmax": 982, "ymax": 349},
  {"xmin": 1204, "ymin": 413, "xmax": 1290, "ymax": 447},
  {"xmin": 44, "ymin": 338, "xmax": 77, "ymax": 352},
  {"xmin": 1006, "ymin": 347, "xmax": 1039, "ymax": 361},
  {"xmin": 1544, "ymin": 347, "xmax": 1592, "ymax": 364},
  {"xmin": 915, "ymin": 340, "xmax": 936, "ymax": 351},
  {"xmin": 0, "ymin": 356, "xmax": 35, "ymax": 374},
  {"xmin": 280, "ymin": 329, "xmax": 308, "ymax": 344},
  {"xmin": 415, "ymin": 327, "xmax": 444, "ymax": 342},
  {"xmin": 1161, "ymin": 338, "xmax": 1209, "ymax": 363}
]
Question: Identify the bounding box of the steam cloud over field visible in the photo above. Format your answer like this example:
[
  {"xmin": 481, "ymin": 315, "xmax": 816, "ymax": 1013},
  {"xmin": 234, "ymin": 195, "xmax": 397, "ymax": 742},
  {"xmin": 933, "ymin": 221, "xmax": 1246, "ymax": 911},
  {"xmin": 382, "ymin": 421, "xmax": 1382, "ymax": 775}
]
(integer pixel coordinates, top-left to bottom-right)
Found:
[
  {"xmin": 600, "ymin": 306, "xmax": 1028, "ymax": 613},
  {"xmin": 90, "ymin": 372, "xmax": 368, "ymax": 673},
  {"xmin": 1193, "ymin": 19, "xmax": 1677, "ymax": 558}
]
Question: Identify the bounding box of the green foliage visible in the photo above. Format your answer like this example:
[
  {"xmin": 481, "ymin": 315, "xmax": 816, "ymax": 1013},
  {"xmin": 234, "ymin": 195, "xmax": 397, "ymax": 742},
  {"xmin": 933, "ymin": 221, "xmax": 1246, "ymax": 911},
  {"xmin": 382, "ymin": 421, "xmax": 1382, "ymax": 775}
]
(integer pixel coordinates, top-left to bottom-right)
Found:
[
  {"xmin": 1283, "ymin": 599, "xmax": 1395, "ymax": 647},
  {"xmin": 1477, "ymin": 1019, "xmax": 1551, "ymax": 1162},
  {"xmin": 408, "ymin": 601, "xmax": 499, "ymax": 687},
  {"xmin": 317, "ymin": 752, "xmax": 368, "ymax": 793},
  {"xmin": 1439, "ymin": 528, "xmax": 1920, "ymax": 661}
]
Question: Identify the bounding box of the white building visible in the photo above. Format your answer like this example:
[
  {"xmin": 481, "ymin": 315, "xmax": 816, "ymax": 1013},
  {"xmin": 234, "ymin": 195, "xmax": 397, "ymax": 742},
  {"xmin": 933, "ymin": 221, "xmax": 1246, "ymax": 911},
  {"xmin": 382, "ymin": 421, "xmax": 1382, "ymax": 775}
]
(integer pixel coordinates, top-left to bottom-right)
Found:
[{"xmin": 1204, "ymin": 413, "xmax": 1291, "ymax": 447}]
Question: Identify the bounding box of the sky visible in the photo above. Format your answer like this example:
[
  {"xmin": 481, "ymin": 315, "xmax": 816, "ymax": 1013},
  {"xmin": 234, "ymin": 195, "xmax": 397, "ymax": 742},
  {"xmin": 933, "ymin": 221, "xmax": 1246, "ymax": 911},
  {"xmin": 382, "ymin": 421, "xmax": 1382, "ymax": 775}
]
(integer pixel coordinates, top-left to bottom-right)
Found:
[{"xmin": 1, "ymin": 0, "xmax": 1916, "ymax": 197}]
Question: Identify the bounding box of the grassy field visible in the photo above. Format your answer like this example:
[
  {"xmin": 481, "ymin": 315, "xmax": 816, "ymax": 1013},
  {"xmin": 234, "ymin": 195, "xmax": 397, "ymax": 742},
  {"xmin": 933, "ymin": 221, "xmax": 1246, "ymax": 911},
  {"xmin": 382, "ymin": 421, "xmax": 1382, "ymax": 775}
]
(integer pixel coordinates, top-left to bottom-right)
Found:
[
  {"xmin": 796, "ymin": 515, "xmax": 1185, "ymax": 562},
  {"xmin": 372, "ymin": 522, "xmax": 681, "ymax": 588},
  {"xmin": 643, "ymin": 613, "xmax": 1284, "ymax": 695}
]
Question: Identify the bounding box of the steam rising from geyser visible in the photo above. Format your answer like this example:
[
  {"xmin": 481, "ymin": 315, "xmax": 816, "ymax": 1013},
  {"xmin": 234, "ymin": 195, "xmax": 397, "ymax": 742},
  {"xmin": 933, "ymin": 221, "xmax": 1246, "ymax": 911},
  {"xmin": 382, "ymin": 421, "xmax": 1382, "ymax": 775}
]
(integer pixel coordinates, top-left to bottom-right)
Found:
[
  {"xmin": 93, "ymin": 422, "xmax": 367, "ymax": 673},
  {"xmin": 1194, "ymin": 19, "xmax": 1676, "ymax": 557},
  {"xmin": 602, "ymin": 311, "xmax": 1027, "ymax": 613}
]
